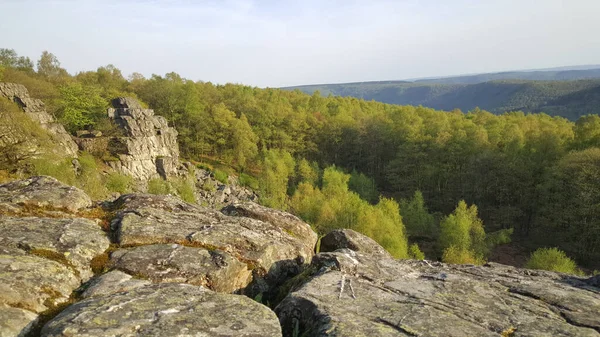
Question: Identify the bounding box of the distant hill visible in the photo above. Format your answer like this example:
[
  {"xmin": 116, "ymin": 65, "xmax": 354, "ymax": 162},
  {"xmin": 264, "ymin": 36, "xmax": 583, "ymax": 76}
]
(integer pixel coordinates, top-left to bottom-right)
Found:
[{"xmin": 284, "ymin": 67, "xmax": 600, "ymax": 120}]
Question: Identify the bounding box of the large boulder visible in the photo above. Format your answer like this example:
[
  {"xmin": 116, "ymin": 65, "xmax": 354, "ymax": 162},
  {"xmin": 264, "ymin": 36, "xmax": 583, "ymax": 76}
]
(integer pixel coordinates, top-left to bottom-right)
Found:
[
  {"xmin": 110, "ymin": 194, "xmax": 317, "ymax": 298},
  {"xmin": 109, "ymin": 244, "xmax": 252, "ymax": 293},
  {"xmin": 41, "ymin": 283, "xmax": 282, "ymax": 337},
  {"xmin": 80, "ymin": 270, "xmax": 150, "ymax": 299},
  {"xmin": 276, "ymin": 250, "xmax": 600, "ymax": 337},
  {"xmin": 0, "ymin": 176, "xmax": 92, "ymax": 214},
  {"xmin": 0, "ymin": 214, "xmax": 109, "ymax": 337},
  {"xmin": 319, "ymin": 228, "xmax": 392, "ymax": 259}
]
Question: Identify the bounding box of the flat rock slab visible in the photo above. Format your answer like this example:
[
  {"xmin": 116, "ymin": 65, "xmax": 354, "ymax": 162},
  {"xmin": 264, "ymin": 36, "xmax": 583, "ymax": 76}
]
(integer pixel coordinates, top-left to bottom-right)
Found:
[
  {"xmin": 0, "ymin": 176, "xmax": 92, "ymax": 214},
  {"xmin": 41, "ymin": 283, "xmax": 282, "ymax": 337},
  {"xmin": 80, "ymin": 270, "xmax": 151, "ymax": 299},
  {"xmin": 0, "ymin": 251, "xmax": 80, "ymax": 313},
  {"xmin": 276, "ymin": 250, "xmax": 600, "ymax": 337},
  {"xmin": 111, "ymin": 194, "xmax": 316, "ymax": 295},
  {"xmin": 109, "ymin": 244, "xmax": 252, "ymax": 293},
  {"xmin": 0, "ymin": 216, "xmax": 110, "ymax": 280},
  {"xmin": 0, "ymin": 304, "xmax": 39, "ymax": 337}
]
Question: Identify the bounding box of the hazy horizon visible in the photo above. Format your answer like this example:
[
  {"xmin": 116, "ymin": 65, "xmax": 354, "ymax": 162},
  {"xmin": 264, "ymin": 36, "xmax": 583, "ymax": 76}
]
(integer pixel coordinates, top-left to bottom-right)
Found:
[{"xmin": 1, "ymin": 0, "xmax": 599, "ymax": 87}]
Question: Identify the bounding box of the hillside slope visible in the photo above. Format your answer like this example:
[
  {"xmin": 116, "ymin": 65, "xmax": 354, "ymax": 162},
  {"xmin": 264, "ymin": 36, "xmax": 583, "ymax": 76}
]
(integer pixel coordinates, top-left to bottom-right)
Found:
[{"xmin": 286, "ymin": 79, "xmax": 600, "ymax": 120}]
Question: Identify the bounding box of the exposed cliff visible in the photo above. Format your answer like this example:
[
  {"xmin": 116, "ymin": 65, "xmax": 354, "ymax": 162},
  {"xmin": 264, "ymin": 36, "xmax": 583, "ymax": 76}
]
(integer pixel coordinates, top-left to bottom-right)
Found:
[{"xmin": 0, "ymin": 82, "xmax": 78, "ymax": 158}]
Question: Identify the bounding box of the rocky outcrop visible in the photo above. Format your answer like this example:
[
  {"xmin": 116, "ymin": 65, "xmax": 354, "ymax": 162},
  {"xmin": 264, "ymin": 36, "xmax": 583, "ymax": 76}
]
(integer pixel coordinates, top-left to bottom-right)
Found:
[
  {"xmin": 194, "ymin": 168, "xmax": 259, "ymax": 207},
  {"xmin": 276, "ymin": 249, "xmax": 600, "ymax": 336},
  {"xmin": 0, "ymin": 176, "xmax": 92, "ymax": 214},
  {"xmin": 110, "ymin": 193, "xmax": 317, "ymax": 298},
  {"xmin": 319, "ymin": 228, "xmax": 393, "ymax": 259},
  {"xmin": 0, "ymin": 82, "xmax": 78, "ymax": 157},
  {"xmin": 42, "ymin": 283, "xmax": 282, "ymax": 337},
  {"xmin": 104, "ymin": 97, "xmax": 179, "ymax": 180}
]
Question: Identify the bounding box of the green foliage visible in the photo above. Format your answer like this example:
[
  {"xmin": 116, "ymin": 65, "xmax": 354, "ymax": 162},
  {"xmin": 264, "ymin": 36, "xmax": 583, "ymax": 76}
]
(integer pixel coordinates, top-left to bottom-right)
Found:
[
  {"xmin": 239, "ymin": 173, "xmax": 259, "ymax": 190},
  {"xmin": 439, "ymin": 201, "xmax": 486, "ymax": 265},
  {"xmin": 485, "ymin": 228, "xmax": 514, "ymax": 247},
  {"xmin": 105, "ymin": 173, "xmax": 132, "ymax": 194},
  {"xmin": 56, "ymin": 82, "xmax": 108, "ymax": 133},
  {"xmin": 408, "ymin": 243, "xmax": 425, "ymax": 260},
  {"xmin": 526, "ymin": 248, "xmax": 582, "ymax": 275},
  {"xmin": 213, "ymin": 169, "xmax": 229, "ymax": 184},
  {"xmin": 400, "ymin": 191, "xmax": 437, "ymax": 238},
  {"xmin": 147, "ymin": 178, "xmax": 171, "ymax": 195},
  {"xmin": 291, "ymin": 166, "xmax": 408, "ymax": 258},
  {"xmin": 171, "ymin": 177, "xmax": 196, "ymax": 203},
  {"xmin": 259, "ymin": 149, "xmax": 296, "ymax": 209},
  {"xmin": 348, "ymin": 170, "xmax": 378, "ymax": 203}
]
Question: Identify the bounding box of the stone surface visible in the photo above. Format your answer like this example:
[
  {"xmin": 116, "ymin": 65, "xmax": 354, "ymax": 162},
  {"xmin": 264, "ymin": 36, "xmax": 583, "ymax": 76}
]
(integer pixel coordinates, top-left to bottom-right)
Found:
[
  {"xmin": 0, "ymin": 304, "xmax": 39, "ymax": 337},
  {"xmin": 194, "ymin": 168, "xmax": 259, "ymax": 208},
  {"xmin": 80, "ymin": 270, "xmax": 150, "ymax": 299},
  {"xmin": 222, "ymin": 201, "xmax": 318, "ymax": 258},
  {"xmin": 104, "ymin": 97, "xmax": 179, "ymax": 181},
  {"xmin": 0, "ymin": 216, "xmax": 110, "ymax": 280},
  {"xmin": 276, "ymin": 250, "xmax": 600, "ymax": 337},
  {"xmin": 0, "ymin": 176, "xmax": 92, "ymax": 213},
  {"xmin": 110, "ymin": 193, "xmax": 316, "ymax": 297},
  {"xmin": 41, "ymin": 283, "xmax": 282, "ymax": 337},
  {"xmin": 0, "ymin": 82, "xmax": 79, "ymax": 157},
  {"xmin": 319, "ymin": 228, "xmax": 393, "ymax": 259},
  {"xmin": 109, "ymin": 244, "xmax": 252, "ymax": 293}
]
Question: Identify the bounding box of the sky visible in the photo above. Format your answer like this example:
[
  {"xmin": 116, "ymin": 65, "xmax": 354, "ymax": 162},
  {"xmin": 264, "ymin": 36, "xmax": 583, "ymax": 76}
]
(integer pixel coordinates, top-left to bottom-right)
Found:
[{"xmin": 1, "ymin": 0, "xmax": 600, "ymax": 87}]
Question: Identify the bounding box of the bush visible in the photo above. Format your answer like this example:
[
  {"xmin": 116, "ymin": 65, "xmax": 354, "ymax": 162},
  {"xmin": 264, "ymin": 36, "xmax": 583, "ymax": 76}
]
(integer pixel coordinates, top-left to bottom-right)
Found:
[
  {"xmin": 213, "ymin": 169, "xmax": 229, "ymax": 184},
  {"xmin": 171, "ymin": 178, "xmax": 196, "ymax": 203},
  {"xmin": 442, "ymin": 245, "xmax": 484, "ymax": 265},
  {"xmin": 147, "ymin": 178, "xmax": 171, "ymax": 195},
  {"xmin": 408, "ymin": 243, "xmax": 425, "ymax": 260},
  {"xmin": 239, "ymin": 173, "xmax": 259, "ymax": 190},
  {"xmin": 526, "ymin": 248, "xmax": 581, "ymax": 275},
  {"xmin": 105, "ymin": 173, "xmax": 132, "ymax": 194}
]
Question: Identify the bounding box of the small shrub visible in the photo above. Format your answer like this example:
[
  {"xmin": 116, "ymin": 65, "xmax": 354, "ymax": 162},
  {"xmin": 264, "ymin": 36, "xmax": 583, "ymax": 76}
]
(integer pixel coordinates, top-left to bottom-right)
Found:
[
  {"xmin": 408, "ymin": 243, "xmax": 425, "ymax": 260},
  {"xmin": 105, "ymin": 173, "xmax": 132, "ymax": 194},
  {"xmin": 201, "ymin": 181, "xmax": 216, "ymax": 192},
  {"xmin": 213, "ymin": 169, "xmax": 228, "ymax": 184},
  {"xmin": 526, "ymin": 248, "xmax": 581, "ymax": 275},
  {"xmin": 171, "ymin": 178, "xmax": 196, "ymax": 203},
  {"xmin": 442, "ymin": 245, "xmax": 484, "ymax": 265},
  {"xmin": 239, "ymin": 173, "xmax": 259, "ymax": 190},
  {"xmin": 196, "ymin": 163, "xmax": 213, "ymax": 171},
  {"xmin": 147, "ymin": 178, "xmax": 171, "ymax": 195}
]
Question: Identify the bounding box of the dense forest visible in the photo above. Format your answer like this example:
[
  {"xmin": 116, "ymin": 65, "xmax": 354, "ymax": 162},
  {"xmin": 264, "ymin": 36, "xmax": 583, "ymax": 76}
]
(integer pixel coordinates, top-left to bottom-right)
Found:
[
  {"xmin": 287, "ymin": 77, "xmax": 600, "ymax": 121},
  {"xmin": 1, "ymin": 48, "xmax": 599, "ymax": 274}
]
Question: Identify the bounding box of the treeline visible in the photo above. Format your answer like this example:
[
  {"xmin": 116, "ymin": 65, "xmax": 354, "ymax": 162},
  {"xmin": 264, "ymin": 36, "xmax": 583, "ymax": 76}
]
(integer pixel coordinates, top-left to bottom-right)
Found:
[{"xmin": 1, "ymin": 49, "xmax": 599, "ymax": 270}]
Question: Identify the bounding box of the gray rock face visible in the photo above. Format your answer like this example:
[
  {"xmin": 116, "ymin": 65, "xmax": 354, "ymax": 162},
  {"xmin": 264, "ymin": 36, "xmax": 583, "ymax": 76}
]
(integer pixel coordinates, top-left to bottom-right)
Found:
[
  {"xmin": 80, "ymin": 270, "xmax": 150, "ymax": 299},
  {"xmin": 319, "ymin": 229, "xmax": 393, "ymax": 259},
  {"xmin": 105, "ymin": 97, "xmax": 179, "ymax": 181},
  {"xmin": 276, "ymin": 249, "xmax": 600, "ymax": 337},
  {"xmin": 0, "ymin": 82, "xmax": 79, "ymax": 157},
  {"xmin": 0, "ymin": 176, "xmax": 92, "ymax": 213},
  {"xmin": 41, "ymin": 283, "xmax": 282, "ymax": 337},
  {"xmin": 194, "ymin": 168, "xmax": 259, "ymax": 207},
  {"xmin": 0, "ymin": 177, "xmax": 109, "ymax": 337},
  {"xmin": 0, "ymin": 216, "xmax": 110, "ymax": 281},
  {"xmin": 109, "ymin": 244, "xmax": 252, "ymax": 293},
  {"xmin": 110, "ymin": 193, "xmax": 316, "ymax": 297},
  {"xmin": 0, "ymin": 304, "xmax": 39, "ymax": 337}
]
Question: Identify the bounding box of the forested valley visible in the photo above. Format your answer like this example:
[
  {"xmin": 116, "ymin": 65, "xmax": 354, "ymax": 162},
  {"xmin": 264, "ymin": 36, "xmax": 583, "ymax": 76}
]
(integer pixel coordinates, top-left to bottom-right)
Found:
[{"xmin": 2, "ymin": 48, "xmax": 599, "ymax": 275}]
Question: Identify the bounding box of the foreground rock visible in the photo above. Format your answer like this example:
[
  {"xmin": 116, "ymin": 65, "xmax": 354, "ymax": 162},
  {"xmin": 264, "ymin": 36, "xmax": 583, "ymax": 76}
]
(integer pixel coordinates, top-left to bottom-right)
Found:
[
  {"xmin": 111, "ymin": 194, "xmax": 317, "ymax": 297},
  {"xmin": 319, "ymin": 228, "xmax": 392, "ymax": 259},
  {"xmin": 0, "ymin": 176, "xmax": 92, "ymax": 214},
  {"xmin": 80, "ymin": 270, "xmax": 150, "ymax": 299},
  {"xmin": 42, "ymin": 283, "xmax": 282, "ymax": 337},
  {"xmin": 109, "ymin": 244, "xmax": 252, "ymax": 293},
  {"xmin": 276, "ymin": 249, "xmax": 600, "ymax": 337}
]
